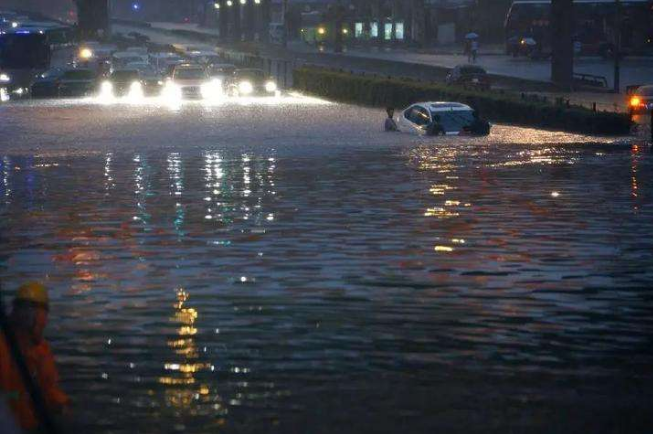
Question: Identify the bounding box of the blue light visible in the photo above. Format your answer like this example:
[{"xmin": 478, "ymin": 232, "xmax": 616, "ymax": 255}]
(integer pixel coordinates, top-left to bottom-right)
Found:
[
  {"xmin": 15, "ymin": 30, "xmax": 31, "ymax": 34},
  {"xmin": 132, "ymin": 3, "xmax": 140, "ymax": 10}
]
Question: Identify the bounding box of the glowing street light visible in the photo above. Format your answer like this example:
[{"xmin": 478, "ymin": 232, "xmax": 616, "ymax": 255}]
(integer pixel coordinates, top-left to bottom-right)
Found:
[
  {"xmin": 214, "ymin": 2, "xmax": 220, "ymax": 8},
  {"xmin": 226, "ymin": 0, "xmax": 233, "ymax": 6}
]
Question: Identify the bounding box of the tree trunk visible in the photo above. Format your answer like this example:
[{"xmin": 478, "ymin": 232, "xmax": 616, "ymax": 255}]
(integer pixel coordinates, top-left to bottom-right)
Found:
[
  {"xmin": 551, "ymin": 0, "xmax": 574, "ymax": 89},
  {"xmin": 76, "ymin": 0, "xmax": 109, "ymax": 40}
]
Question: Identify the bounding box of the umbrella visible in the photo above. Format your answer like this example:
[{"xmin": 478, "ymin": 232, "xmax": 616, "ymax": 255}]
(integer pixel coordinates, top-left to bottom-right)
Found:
[{"xmin": 465, "ymin": 32, "xmax": 479, "ymax": 40}]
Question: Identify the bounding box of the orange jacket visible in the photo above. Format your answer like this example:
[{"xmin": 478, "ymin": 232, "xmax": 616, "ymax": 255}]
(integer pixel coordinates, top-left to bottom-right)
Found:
[{"xmin": 0, "ymin": 331, "xmax": 70, "ymax": 430}]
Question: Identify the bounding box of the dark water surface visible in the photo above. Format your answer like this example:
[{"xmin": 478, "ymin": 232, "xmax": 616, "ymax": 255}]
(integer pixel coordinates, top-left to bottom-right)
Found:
[{"xmin": 1, "ymin": 97, "xmax": 652, "ymax": 433}]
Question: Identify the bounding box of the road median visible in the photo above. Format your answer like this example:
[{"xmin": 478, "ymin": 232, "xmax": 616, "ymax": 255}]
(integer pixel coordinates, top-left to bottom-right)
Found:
[{"xmin": 293, "ymin": 67, "xmax": 632, "ymax": 136}]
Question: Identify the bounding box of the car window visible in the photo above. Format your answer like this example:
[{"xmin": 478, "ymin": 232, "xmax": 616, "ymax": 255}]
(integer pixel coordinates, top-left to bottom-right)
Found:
[
  {"xmin": 460, "ymin": 66, "xmax": 486, "ymax": 75},
  {"xmin": 40, "ymin": 69, "xmax": 62, "ymax": 79},
  {"xmin": 174, "ymin": 68, "xmax": 207, "ymax": 79},
  {"xmin": 639, "ymin": 86, "xmax": 653, "ymax": 96},
  {"xmin": 434, "ymin": 110, "xmax": 475, "ymax": 133},
  {"xmin": 234, "ymin": 70, "xmax": 265, "ymax": 82},
  {"xmin": 62, "ymin": 70, "xmax": 95, "ymax": 80},
  {"xmin": 412, "ymin": 106, "xmax": 431, "ymax": 126},
  {"xmin": 111, "ymin": 70, "xmax": 139, "ymax": 80}
]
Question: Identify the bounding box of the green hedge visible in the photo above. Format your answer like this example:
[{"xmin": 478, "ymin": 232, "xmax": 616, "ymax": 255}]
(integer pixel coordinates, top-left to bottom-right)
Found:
[{"xmin": 293, "ymin": 68, "xmax": 632, "ymax": 136}]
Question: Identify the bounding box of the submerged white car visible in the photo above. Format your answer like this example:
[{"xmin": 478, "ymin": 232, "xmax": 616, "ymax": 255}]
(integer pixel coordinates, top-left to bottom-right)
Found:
[{"xmin": 396, "ymin": 102, "xmax": 491, "ymax": 136}]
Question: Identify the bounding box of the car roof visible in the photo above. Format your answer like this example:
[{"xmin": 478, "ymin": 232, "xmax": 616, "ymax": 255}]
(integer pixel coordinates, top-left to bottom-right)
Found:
[
  {"xmin": 176, "ymin": 63, "xmax": 204, "ymax": 69},
  {"xmin": 414, "ymin": 102, "xmax": 474, "ymax": 112},
  {"xmin": 636, "ymin": 85, "xmax": 653, "ymax": 95}
]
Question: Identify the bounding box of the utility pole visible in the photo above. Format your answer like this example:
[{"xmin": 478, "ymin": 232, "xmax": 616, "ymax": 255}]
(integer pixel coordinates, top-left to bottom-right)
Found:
[
  {"xmin": 614, "ymin": 0, "xmax": 622, "ymax": 93},
  {"xmin": 334, "ymin": 0, "xmax": 344, "ymax": 53},
  {"xmin": 281, "ymin": 0, "xmax": 288, "ymax": 48},
  {"xmin": 551, "ymin": 0, "xmax": 574, "ymax": 90}
]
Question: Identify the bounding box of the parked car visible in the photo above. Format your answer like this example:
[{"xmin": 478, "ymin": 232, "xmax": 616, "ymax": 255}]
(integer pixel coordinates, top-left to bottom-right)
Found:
[
  {"xmin": 445, "ymin": 65, "xmax": 491, "ymax": 91},
  {"xmin": 397, "ymin": 102, "xmax": 491, "ymax": 136},
  {"xmin": 31, "ymin": 68, "xmax": 97, "ymax": 97},
  {"xmin": 628, "ymin": 85, "xmax": 653, "ymax": 115},
  {"xmin": 228, "ymin": 68, "xmax": 278, "ymax": 96}
]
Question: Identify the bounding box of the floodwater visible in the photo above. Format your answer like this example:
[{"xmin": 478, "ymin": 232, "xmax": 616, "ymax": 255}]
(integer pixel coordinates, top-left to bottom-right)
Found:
[{"xmin": 1, "ymin": 96, "xmax": 652, "ymax": 433}]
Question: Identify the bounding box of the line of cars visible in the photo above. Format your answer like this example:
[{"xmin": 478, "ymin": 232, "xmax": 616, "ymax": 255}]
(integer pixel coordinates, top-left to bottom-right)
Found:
[{"xmin": 6, "ymin": 42, "xmax": 281, "ymax": 102}]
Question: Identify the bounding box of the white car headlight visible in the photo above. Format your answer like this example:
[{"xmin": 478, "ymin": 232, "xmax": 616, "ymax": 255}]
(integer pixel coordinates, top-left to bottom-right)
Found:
[
  {"xmin": 238, "ymin": 81, "xmax": 253, "ymax": 95},
  {"xmin": 201, "ymin": 79, "xmax": 223, "ymax": 100},
  {"xmin": 100, "ymin": 81, "xmax": 113, "ymax": 98},
  {"xmin": 265, "ymin": 81, "xmax": 277, "ymax": 92},
  {"xmin": 128, "ymin": 81, "xmax": 143, "ymax": 99},
  {"xmin": 163, "ymin": 82, "xmax": 182, "ymax": 100},
  {"xmin": 0, "ymin": 73, "xmax": 10, "ymax": 83}
]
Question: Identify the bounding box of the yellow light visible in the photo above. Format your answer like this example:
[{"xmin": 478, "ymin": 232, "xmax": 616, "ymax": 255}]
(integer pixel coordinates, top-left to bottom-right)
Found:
[
  {"xmin": 318, "ymin": 27, "xmax": 326, "ymax": 35},
  {"xmin": 342, "ymin": 28, "xmax": 348, "ymax": 34},
  {"xmin": 630, "ymin": 96, "xmax": 641, "ymax": 107},
  {"xmin": 79, "ymin": 47, "xmax": 93, "ymax": 59},
  {"xmin": 434, "ymin": 246, "xmax": 454, "ymax": 252}
]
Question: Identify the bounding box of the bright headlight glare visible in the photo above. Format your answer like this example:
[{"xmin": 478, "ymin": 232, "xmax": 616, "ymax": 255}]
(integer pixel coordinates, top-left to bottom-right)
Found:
[
  {"xmin": 79, "ymin": 48, "xmax": 93, "ymax": 59},
  {"xmin": 128, "ymin": 81, "xmax": 143, "ymax": 99},
  {"xmin": 0, "ymin": 73, "xmax": 9, "ymax": 83},
  {"xmin": 239, "ymin": 81, "xmax": 253, "ymax": 95},
  {"xmin": 101, "ymin": 81, "xmax": 113, "ymax": 92},
  {"xmin": 265, "ymin": 81, "xmax": 277, "ymax": 92}
]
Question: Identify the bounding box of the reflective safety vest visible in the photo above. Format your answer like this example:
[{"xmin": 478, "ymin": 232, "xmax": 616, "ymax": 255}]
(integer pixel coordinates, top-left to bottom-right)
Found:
[{"xmin": 0, "ymin": 331, "xmax": 69, "ymax": 430}]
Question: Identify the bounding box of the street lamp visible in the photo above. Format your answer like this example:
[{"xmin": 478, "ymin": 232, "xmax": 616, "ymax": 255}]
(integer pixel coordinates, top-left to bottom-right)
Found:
[
  {"xmin": 227, "ymin": 0, "xmax": 233, "ymax": 6},
  {"xmin": 214, "ymin": 2, "xmax": 220, "ymax": 9}
]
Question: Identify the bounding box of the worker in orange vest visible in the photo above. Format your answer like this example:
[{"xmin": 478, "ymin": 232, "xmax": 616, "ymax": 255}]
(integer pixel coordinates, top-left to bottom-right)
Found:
[{"xmin": 0, "ymin": 282, "xmax": 70, "ymax": 431}]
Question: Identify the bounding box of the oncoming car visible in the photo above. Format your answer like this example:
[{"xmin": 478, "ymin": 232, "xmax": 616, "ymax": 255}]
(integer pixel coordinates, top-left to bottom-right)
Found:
[
  {"xmin": 100, "ymin": 69, "xmax": 144, "ymax": 99},
  {"xmin": 397, "ymin": 102, "xmax": 491, "ymax": 136},
  {"xmin": 229, "ymin": 69, "xmax": 278, "ymax": 97},
  {"xmin": 628, "ymin": 85, "xmax": 653, "ymax": 115},
  {"xmin": 164, "ymin": 64, "xmax": 221, "ymax": 101}
]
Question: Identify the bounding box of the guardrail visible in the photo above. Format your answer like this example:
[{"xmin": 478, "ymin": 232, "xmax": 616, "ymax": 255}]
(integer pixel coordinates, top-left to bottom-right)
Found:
[{"xmin": 573, "ymin": 72, "xmax": 608, "ymax": 89}]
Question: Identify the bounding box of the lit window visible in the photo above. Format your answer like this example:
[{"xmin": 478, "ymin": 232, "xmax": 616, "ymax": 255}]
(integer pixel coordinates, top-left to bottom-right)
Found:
[
  {"xmin": 355, "ymin": 22, "xmax": 363, "ymax": 38},
  {"xmin": 384, "ymin": 23, "xmax": 392, "ymax": 40},
  {"xmin": 395, "ymin": 21, "xmax": 404, "ymax": 40},
  {"xmin": 370, "ymin": 22, "xmax": 378, "ymax": 38}
]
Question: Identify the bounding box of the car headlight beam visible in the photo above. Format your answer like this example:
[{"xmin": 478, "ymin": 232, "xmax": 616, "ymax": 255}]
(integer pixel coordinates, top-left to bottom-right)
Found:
[
  {"xmin": 128, "ymin": 81, "xmax": 144, "ymax": 100},
  {"xmin": 100, "ymin": 81, "xmax": 114, "ymax": 98},
  {"xmin": 238, "ymin": 81, "xmax": 253, "ymax": 95},
  {"xmin": 265, "ymin": 81, "xmax": 277, "ymax": 92},
  {"xmin": 0, "ymin": 73, "xmax": 10, "ymax": 83}
]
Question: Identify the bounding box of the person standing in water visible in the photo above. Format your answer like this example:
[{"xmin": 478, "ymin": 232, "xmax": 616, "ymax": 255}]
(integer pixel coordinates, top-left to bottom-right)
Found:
[{"xmin": 384, "ymin": 107, "xmax": 398, "ymax": 132}]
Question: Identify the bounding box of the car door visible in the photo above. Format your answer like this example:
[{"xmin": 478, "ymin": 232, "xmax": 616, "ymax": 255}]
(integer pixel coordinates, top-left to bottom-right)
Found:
[{"xmin": 399, "ymin": 104, "xmax": 431, "ymax": 135}]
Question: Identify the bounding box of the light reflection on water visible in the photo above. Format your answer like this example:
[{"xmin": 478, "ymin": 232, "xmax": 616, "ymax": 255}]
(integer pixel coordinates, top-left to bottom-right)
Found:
[{"xmin": 0, "ymin": 102, "xmax": 652, "ymax": 432}]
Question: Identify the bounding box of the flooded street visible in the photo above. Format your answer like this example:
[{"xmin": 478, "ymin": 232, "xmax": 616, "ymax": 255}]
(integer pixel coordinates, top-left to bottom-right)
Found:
[{"xmin": 1, "ymin": 96, "xmax": 652, "ymax": 433}]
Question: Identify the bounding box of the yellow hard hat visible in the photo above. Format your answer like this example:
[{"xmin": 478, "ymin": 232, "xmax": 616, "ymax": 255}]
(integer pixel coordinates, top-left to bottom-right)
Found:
[{"xmin": 15, "ymin": 281, "xmax": 49, "ymax": 307}]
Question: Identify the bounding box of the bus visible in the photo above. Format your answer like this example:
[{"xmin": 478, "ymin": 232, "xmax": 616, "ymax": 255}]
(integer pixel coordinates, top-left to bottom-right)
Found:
[
  {"xmin": 299, "ymin": 11, "xmax": 352, "ymax": 47},
  {"xmin": 0, "ymin": 22, "xmax": 75, "ymax": 89},
  {"xmin": 505, "ymin": 0, "xmax": 653, "ymax": 57}
]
